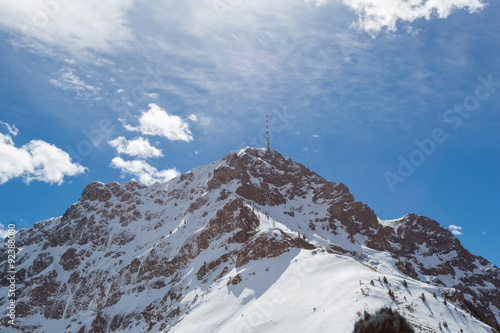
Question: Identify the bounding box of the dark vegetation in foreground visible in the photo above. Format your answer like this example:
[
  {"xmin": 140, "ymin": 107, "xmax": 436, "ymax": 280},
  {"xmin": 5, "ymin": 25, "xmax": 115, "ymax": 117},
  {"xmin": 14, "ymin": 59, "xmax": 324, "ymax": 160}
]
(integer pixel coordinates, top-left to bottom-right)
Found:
[{"xmin": 353, "ymin": 307, "xmax": 415, "ymax": 333}]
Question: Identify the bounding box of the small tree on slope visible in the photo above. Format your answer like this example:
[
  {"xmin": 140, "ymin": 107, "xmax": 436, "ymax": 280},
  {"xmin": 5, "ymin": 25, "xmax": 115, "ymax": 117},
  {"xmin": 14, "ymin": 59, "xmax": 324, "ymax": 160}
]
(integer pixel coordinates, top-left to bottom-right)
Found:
[{"xmin": 353, "ymin": 307, "xmax": 415, "ymax": 333}]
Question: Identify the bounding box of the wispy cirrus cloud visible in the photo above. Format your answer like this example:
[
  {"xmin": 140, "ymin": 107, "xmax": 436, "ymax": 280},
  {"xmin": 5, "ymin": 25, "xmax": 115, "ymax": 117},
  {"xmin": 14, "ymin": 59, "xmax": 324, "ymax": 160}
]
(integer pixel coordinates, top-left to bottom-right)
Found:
[
  {"xmin": 146, "ymin": 93, "xmax": 159, "ymax": 99},
  {"xmin": 49, "ymin": 67, "xmax": 100, "ymax": 99},
  {"xmin": 0, "ymin": 121, "xmax": 19, "ymax": 136},
  {"xmin": 110, "ymin": 157, "xmax": 179, "ymax": 186},
  {"xmin": 2, "ymin": 0, "xmax": 484, "ymax": 141},
  {"xmin": 0, "ymin": 0, "xmax": 484, "ymax": 61},
  {"xmin": 0, "ymin": 0, "xmax": 134, "ymax": 56}
]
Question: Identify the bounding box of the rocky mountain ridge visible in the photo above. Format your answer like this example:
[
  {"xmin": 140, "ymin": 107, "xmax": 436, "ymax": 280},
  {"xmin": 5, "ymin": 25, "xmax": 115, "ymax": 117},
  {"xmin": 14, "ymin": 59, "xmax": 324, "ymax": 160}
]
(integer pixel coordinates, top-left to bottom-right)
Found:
[{"xmin": 1, "ymin": 147, "xmax": 499, "ymax": 332}]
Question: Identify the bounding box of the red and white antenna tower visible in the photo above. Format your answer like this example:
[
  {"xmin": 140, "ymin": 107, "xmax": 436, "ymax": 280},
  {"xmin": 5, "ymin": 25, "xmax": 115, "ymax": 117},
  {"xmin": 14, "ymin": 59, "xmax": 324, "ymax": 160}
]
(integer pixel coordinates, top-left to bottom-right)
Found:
[{"xmin": 265, "ymin": 114, "xmax": 270, "ymax": 151}]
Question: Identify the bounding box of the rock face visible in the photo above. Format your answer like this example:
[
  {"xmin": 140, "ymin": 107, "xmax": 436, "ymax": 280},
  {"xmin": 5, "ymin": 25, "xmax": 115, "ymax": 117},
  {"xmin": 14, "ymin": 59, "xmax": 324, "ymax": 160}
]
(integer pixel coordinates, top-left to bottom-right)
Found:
[
  {"xmin": 375, "ymin": 214, "xmax": 500, "ymax": 330},
  {"xmin": 0, "ymin": 147, "xmax": 499, "ymax": 332}
]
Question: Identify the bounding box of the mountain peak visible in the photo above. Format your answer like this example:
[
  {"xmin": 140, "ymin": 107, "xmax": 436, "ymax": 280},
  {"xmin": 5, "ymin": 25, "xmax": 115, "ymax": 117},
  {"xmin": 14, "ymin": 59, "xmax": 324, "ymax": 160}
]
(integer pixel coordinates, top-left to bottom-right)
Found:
[
  {"xmin": 205, "ymin": 146, "xmax": 353, "ymax": 208},
  {"xmin": 1, "ymin": 148, "xmax": 499, "ymax": 332},
  {"xmin": 223, "ymin": 146, "xmax": 291, "ymax": 169}
]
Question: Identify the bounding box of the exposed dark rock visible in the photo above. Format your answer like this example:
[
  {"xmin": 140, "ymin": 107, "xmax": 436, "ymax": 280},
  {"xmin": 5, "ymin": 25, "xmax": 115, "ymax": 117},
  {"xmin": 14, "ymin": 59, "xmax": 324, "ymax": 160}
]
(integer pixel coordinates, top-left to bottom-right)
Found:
[
  {"xmin": 236, "ymin": 230, "xmax": 314, "ymax": 267},
  {"xmin": 60, "ymin": 248, "xmax": 80, "ymax": 271},
  {"xmin": 27, "ymin": 252, "xmax": 53, "ymax": 277},
  {"xmin": 228, "ymin": 273, "xmax": 242, "ymax": 285},
  {"xmin": 82, "ymin": 182, "xmax": 112, "ymax": 202},
  {"xmin": 90, "ymin": 312, "xmax": 108, "ymax": 333}
]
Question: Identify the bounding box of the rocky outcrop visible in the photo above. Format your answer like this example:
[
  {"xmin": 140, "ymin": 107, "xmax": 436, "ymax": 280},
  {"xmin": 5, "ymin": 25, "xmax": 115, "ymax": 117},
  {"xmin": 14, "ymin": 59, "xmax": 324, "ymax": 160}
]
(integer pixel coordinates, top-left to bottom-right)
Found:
[
  {"xmin": 81, "ymin": 182, "xmax": 112, "ymax": 202},
  {"xmin": 368, "ymin": 213, "xmax": 500, "ymax": 329},
  {"xmin": 236, "ymin": 230, "xmax": 315, "ymax": 267}
]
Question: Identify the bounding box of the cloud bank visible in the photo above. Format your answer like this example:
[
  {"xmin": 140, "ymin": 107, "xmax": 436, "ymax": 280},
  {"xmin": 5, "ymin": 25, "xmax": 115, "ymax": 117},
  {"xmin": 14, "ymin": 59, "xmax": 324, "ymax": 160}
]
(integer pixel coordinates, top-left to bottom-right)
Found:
[{"xmin": 308, "ymin": 0, "xmax": 484, "ymax": 34}]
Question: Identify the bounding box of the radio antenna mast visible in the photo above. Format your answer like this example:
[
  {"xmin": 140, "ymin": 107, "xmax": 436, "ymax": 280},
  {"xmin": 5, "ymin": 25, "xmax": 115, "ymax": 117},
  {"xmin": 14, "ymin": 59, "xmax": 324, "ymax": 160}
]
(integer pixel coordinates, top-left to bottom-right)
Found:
[{"xmin": 266, "ymin": 114, "xmax": 270, "ymax": 151}]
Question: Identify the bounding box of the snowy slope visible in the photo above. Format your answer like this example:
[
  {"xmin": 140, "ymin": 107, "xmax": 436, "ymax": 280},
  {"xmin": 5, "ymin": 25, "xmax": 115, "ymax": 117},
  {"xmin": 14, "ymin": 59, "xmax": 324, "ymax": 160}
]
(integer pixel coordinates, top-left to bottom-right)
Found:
[
  {"xmin": 169, "ymin": 249, "xmax": 492, "ymax": 333},
  {"xmin": 0, "ymin": 147, "xmax": 498, "ymax": 332}
]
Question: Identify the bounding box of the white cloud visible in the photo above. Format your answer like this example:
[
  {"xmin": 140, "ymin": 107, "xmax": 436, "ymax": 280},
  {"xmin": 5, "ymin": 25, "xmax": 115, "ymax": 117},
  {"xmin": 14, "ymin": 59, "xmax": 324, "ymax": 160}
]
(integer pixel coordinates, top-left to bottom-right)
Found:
[
  {"xmin": 307, "ymin": 0, "xmax": 484, "ymax": 34},
  {"xmin": 448, "ymin": 225, "xmax": 463, "ymax": 236},
  {"xmin": 189, "ymin": 114, "xmax": 198, "ymax": 122},
  {"xmin": 146, "ymin": 93, "xmax": 159, "ymax": 99},
  {"xmin": 49, "ymin": 67, "xmax": 100, "ymax": 99},
  {"xmin": 110, "ymin": 157, "xmax": 179, "ymax": 186},
  {"xmin": 0, "ymin": 121, "xmax": 19, "ymax": 136},
  {"xmin": 0, "ymin": 132, "xmax": 86, "ymax": 185},
  {"xmin": 116, "ymin": 88, "xmax": 125, "ymax": 94},
  {"xmin": 0, "ymin": 224, "xmax": 11, "ymax": 239},
  {"xmin": 124, "ymin": 103, "xmax": 193, "ymax": 142},
  {"xmin": 0, "ymin": 0, "xmax": 134, "ymax": 56},
  {"xmin": 482, "ymin": 231, "xmax": 486, "ymax": 236},
  {"xmin": 312, "ymin": 134, "xmax": 320, "ymax": 138},
  {"xmin": 108, "ymin": 136, "xmax": 163, "ymax": 158}
]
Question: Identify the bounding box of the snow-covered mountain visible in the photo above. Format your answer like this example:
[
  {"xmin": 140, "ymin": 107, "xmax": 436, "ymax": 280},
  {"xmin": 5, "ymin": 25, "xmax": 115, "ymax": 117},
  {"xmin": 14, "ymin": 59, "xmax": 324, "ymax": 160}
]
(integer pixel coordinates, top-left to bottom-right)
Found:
[{"xmin": 1, "ymin": 147, "xmax": 499, "ymax": 332}]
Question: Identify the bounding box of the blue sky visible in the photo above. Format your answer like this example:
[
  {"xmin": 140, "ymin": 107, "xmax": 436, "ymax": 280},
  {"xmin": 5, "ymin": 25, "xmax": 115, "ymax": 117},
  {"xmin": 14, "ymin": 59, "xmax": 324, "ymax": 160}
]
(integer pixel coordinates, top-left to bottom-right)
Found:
[{"xmin": 0, "ymin": 0, "xmax": 499, "ymax": 265}]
